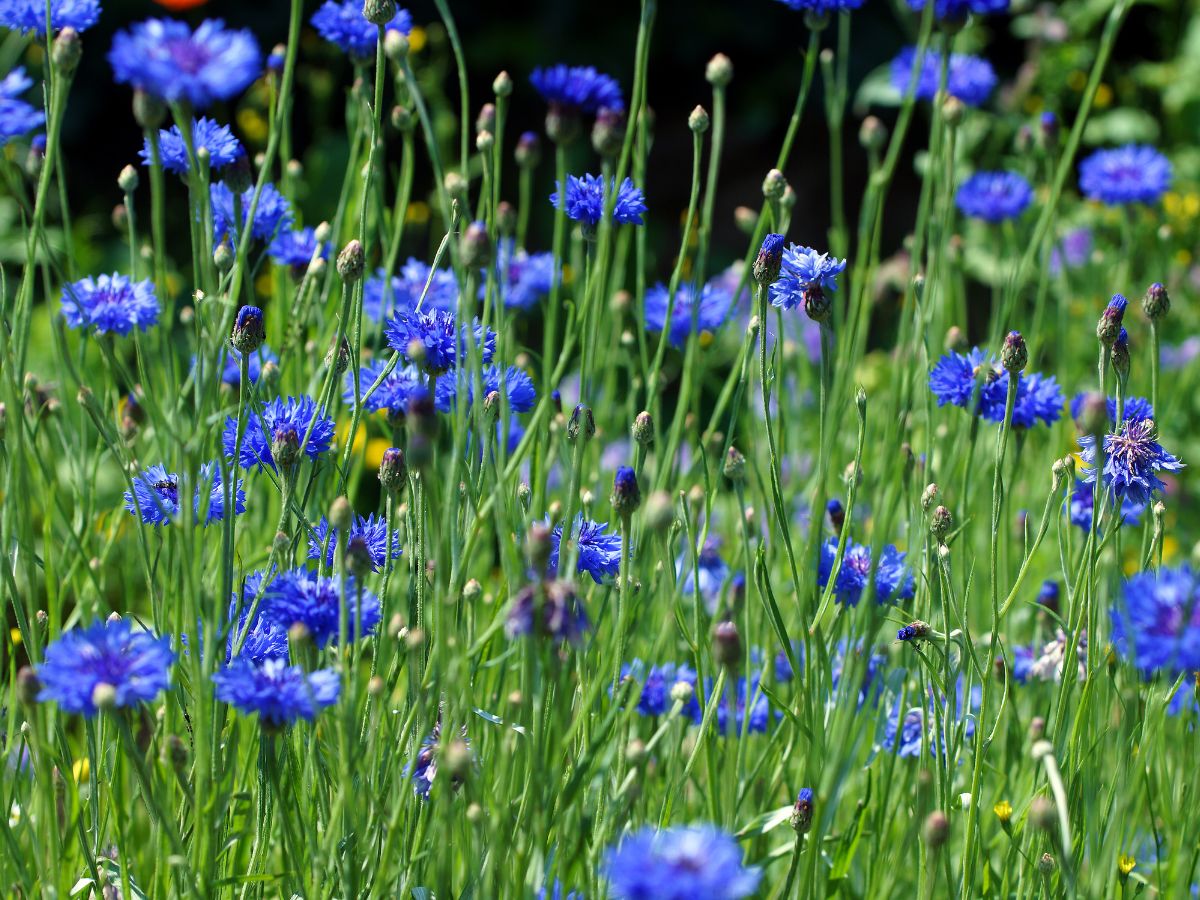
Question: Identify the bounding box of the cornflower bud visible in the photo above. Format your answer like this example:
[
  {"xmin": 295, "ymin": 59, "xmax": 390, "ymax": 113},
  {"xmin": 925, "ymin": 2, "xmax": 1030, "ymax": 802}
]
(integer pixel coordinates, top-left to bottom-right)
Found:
[
  {"xmin": 567, "ymin": 405, "xmax": 595, "ymax": 442},
  {"xmin": 230, "ymin": 305, "xmax": 265, "ymax": 355},
  {"xmin": 688, "ymin": 105, "xmax": 710, "ymax": 134},
  {"xmin": 706, "ymin": 53, "xmax": 733, "ymax": 87},
  {"xmin": 1142, "ymin": 282, "xmax": 1169, "ymax": 321},
  {"xmin": 337, "ymin": 239, "xmax": 365, "ymax": 283},
  {"xmin": 1096, "ymin": 294, "xmax": 1127, "ymax": 347},
  {"xmin": 723, "ymin": 446, "xmax": 746, "ymax": 483},
  {"xmin": 632, "ymin": 410, "xmax": 654, "ymax": 446},
  {"xmin": 1001, "ymin": 330, "xmax": 1027, "ymax": 373},
  {"xmin": 493, "ymin": 70, "xmax": 513, "ymax": 97},
  {"xmin": 712, "ymin": 620, "xmax": 742, "ymax": 669},
  {"xmin": 644, "ymin": 491, "xmax": 674, "ymax": 532},
  {"xmin": 515, "ymin": 131, "xmax": 541, "ymax": 169},
  {"xmin": 592, "ymin": 106, "xmax": 625, "ymax": 157},
  {"xmin": 753, "ymin": 233, "xmax": 785, "ymax": 285},
  {"xmin": 460, "ymin": 220, "xmax": 492, "ymax": 268},
  {"xmin": 379, "ymin": 447, "xmax": 407, "ymax": 495},
  {"xmin": 611, "ymin": 466, "xmax": 641, "ymax": 519},
  {"xmin": 118, "ymin": 165, "xmax": 139, "ymax": 194},
  {"xmin": 762, "ymin": 169, "xmax": 787, "ymax": 202},
  {"xmin": 52, "ymin": 27, "xmax": 82, "ymax": 74},
  {"xmin": 363, "ymin": 0, "xmax": 397, "ymax": 26},
  {"xmin": 790, "ymin": 789, "xmax": 815, "ymax": 834}
]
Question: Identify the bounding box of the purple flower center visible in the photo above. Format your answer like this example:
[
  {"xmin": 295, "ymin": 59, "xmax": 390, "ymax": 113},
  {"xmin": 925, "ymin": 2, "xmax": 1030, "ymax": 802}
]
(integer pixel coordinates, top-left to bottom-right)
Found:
[{"xmin": 167, "ymin": 39, "xmax": 212, "ymax": 75}]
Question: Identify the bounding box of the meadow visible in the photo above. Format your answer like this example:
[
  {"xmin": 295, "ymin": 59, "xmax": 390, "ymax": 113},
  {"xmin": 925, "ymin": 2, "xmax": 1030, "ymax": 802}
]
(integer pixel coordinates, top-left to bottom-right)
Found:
[{"xmin": 1, "ymin": 0, "xmax": 1199, "ymax": 897}]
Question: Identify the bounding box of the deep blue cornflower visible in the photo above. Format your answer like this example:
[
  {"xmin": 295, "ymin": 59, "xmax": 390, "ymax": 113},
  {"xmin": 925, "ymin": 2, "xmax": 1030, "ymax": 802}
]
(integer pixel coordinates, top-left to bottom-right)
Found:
[
  {"xmin": 890, "ymin": 46, "xmax": 997, "ymax": 108},
  {"xmin": 0, "ymin": 68, "xmax": 44, "ymax": 146},
  {"xmin": 262, "ymin": 567, "xmax": 381, "ymax": 647},
  {"xmin": 307, "ymin": 514, "xmax": 402, "ymax": 571},
  {"xmin": 409, "ymin": 729, "xmax": 439, "ymax": 798},
  {"xmin": 140, "ymin": 118, "xmax": 244, "ymax": 175},
  {"xmin": 905, "ymin": 0, "xmax": 1009, "ymax": 19},
  {"xmin": 1010, "ymin": 372, "xmax": 1064, "ymax": 429},
  {"xmin": 618, "ymin": 660, "xmax": 698, "ymax": 717},
  {"xmin": 38, "ymin": 619, "xmax": 174, "ymax": 717},
  {"xmin": 956, "ymin": 171, "xmax": 1034, "ymax": 223},
  {"xmin": 435, "ymin": 364, "xmax": 537, "ymax": 414},
  {"xmin": 1011, "ymin": 644, "xmax": 1035, "ymax": 684},
  {"xmin": 548, "ymin": 515, "xmax": 623, "ymax": 585},
  {"xmin": 644, "ymin": 281, "xmax": 734, "ymax": 349},
  {"xmin": 1079, "ymin": 145, "xmax": 1172, "ymax": 206},
  {"xmin": 109, "ymin": 19, "xmax": 262, "ymax": 109},
  {"xmin": 1067, "ymin": 478, "xmax": 1145, "ymax": 531},
  {"xmin": 678, "ymin": 539, "xmax": 731, "ymax": 615},
  {"xmin": 124, "ymin": 462, "xmax": 246, "ymax": 526},
  {"xmin": 491, "ymin": 239, "xmax": 556, "ymax": 311},
  {"xmin": 769, "ymin": 244, "xmax": 848, "ymax": 312},
  {"xmin": 364, "ymin": 259, "xmax": 459, "ymax": 322},
  {"xmin": 505, "ymin": 580, "xmax": 590, "ymax": 643},
  {"xmin": 1112, "ymin": 567, "xmax": 1200, "ymax": 677},
  {"xmin": 0, "ymin": 0, "xmax": 100, "ymax": 35},
  {"xmin": 1049, "ymin": 227, "xmax": 1092, "ymax": 275},
  {"xmin": 530, "ymin": 64, "xmax": 624, "ymax": 113},
  {"xmin": 213, "ymin": 657, "xmax": 340, "ymax": 727},
  {"xmin": 818, "ymin": 537, "xmax": 914, "ymax": 606},
  {"xmin": 311, "ymin": 0, "xmax": 411, "ymax": 57},
  {"xmin": 1069, "ymin": 393, "xmax": 1153, "ymax": 428},
  {"xmin": 1008, "ymin": 631, "xmax": 1086, "ymax": 684},
  {"xmin": 693, "ymin": 675, "xmax": 774, "ymax": 736},
  {"xmin": 1078, "ymin": 417, "xmax": 1183, "ymax": 507},
  {"xmin": 928, "ymin": 347, "xmax": 1010, "ymax": 419},
  {"xmin": 343, "ymin": 359, "xmax": 425, "ymax": 417},
  {"xmin": 211, "ymin": 181, "xmax": 293, "ymax": 246},
  {"xmin": 384, "ymin": 309, "xmax": 496, "ymax": 375},
  {"xmin": 62, "ymin": 274, "xmax": 159, "ymax": 336},
  {"xmin": 883, "ymin": 677, "xmax": 981, "ymax": 759},
  {"xmin": 223, "ymin": 395, "xmax": 336, "ymax": 471},
  {"xmin": 603, "ymin": 825, "xmax": 761, "ymax": 900},
  {"xmin": 217, "ymin": 345, "xmax": 278, "ymax": 388},
  {"xmin": 550, "ymin": 174, "xmax": 647, "ymax": 227},
  {"xmin": 774, "ymin": 0, "xmax": 865, "ymax": 10},
  {"xmin": 268, "ymin": 227, "xmax": 328, "ymax": 270}
]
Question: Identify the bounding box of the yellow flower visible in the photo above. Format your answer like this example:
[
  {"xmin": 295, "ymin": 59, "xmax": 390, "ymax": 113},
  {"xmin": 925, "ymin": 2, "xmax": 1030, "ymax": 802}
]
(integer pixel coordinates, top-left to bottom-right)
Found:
[
  {"xmin": 72, "ymin": 757, "xmax": 90, "ymax": 782},
  {"xmin": 9, "ymin": 628, "xmax": 21, "ymax": 647},
  {"xmin": 1117, "ymin": 855, "xmax": 1136, "ymax": 876},
  {"xmin": 993, "ymin": 800, "xmax": 1013, "ymax": 824},
  {"xmin": 408, "ymin": 26, "xmax": 427, "ymax": 54}
]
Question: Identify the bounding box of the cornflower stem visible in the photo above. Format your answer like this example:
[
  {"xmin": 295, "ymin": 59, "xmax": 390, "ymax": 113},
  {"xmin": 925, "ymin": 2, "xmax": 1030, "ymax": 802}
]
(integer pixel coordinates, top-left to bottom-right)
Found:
[
  {"xmin": 1149, "ymin": 319, "xmax": 1161, "ymax": 422},
  {"xmin": 756, "ymin": 283, "xmax": 803, "ymax": 608},
  {"xmin": 961, "ymin": 372, "xmax": 1017, "ymax": 891}
]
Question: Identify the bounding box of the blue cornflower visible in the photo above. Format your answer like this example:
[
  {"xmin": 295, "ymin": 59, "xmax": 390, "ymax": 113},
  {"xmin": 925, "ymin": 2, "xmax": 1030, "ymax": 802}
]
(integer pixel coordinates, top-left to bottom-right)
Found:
[
  {"xmin": 124, "ymin": 462, "xmax": 245, "ymax": 526},
  {"xmin": 0, "ymin": 68, "xmax": 44, "ymax": 146},
  {"xmin": 603, "ymin": 825, "xmax": 761, "ymax": 900},
  {"xmin": 1069, "ymin": 393, "xmax": 1153, "ymax": 428},
  {"xmin": 38, "ymin": 619, "xmax": 174, "ymax": 717},
  {"xmin": 435, "ymin": 364, "xmax": 537, "ymax": 413},
  {"xmin": 1049, "ymin": 227, "xmax": 1092, "ymax": 275},
  {"xmin": 536, "ymin": 882, "xmax": 582, "ymax": 900},
  {"xmin": 769, "ymin": 244, "xmax": 848, "ymax": 312},
  {"xmin": 890, "ymin": 46, "xmax": 997, "ymax": 108},
  {"xmin": 219, "ymin": 345, "xmax": 277, "ymax": 388},
  {"xmin": 1078, "ymin": 417, "xmax": 1183, "ymax": 507},
  {"xmin": 818, "ymin": 537, "xmax": 914, "ymax": 607},
  {"xmin": 692, "ymin": 675, "xmax": 774, "ymax": 736},
  {"xmin": 0, "ymin": 0, "xmax": 100, "ymax": 35},
  {"xmin": 307, "ymin": 514, "xmax": 402, "ymax": 571},
  {"xmin": 1008, "ymin": 631, "xmax": 1085, "ymax": 684},
  {"xmin": 62, "ymin": 274, "xmax": 159, "ymax": 336},
  {"xmin": 384, "ymin": 309, "xmax": 496, "ymax": 374},
  {"xmin": 491, "ymin": 239, "xmax": 556, "ymax": 311},
  {"xmin": 1067, "ymin": 478, "xmax": 1145, "ymax": 531},
  {"xmin": 550, "ymin": 174, "xmax": 647, "ymax": 228},
  {"xmin": 548, "ymin": 515, "xmax": 623, "ymax": 585},
  {"xmin": 213, "ymin": 657, "xmax": 340, "ymax": 727},
  {"xmin": 645, "ymin": 281, "xmax": 734, "ymax": 348},
  {"xmin": 678, "ymin": 539, "xmax": 731, "ymax": 615},
  {"xmin": 1113, "ymin": 567, "xmax": 1200, "ymax": 677},
  {"xmin": 312, "ymin": 0, "xmax": 412, "ymax": 57},
  {"xmin": 262, "ymin": 567, "xmax": 381, "ymax": 647},
  {"xmin": 223, "ymin": 395, "xmax": 336, "ymax": 471},
  {"xmin": 343, "ymin": 359, "xmax": 425, "ymax": 416},
  {"xmin": 109, "ymin": 19, "xmax": 262, "ymax": 109},
  {"xmin": 268, "ymin": 227, "xmax": 327, "ymax": 270},
  {"xmin": 928, "ymin": 348, "xmax": 1009, "ymax": 419},
  {"xmin": 1010, "ymin": 372, "xmax": 1064, "ymax": 429},
  {"xmin": 1011, "ymin": 644, "xmax": 1035, "ymax": 683},
  {"xmin": 1079, "ymin": 145, "xmax": 1171, "ymax": 206},
  {"xmin": 364, "ymin": 259, "xmax": 459, "ymax": 322},
  {"xmin": 618, "ymin": 660, "xmax": 698, "ymax": 717},
  {"xmin": 140, "ymin": 118, "xmax": 244, "ymax": 175},
  {"xmin": 505, "ymin": 580, "xmax": 590, "ymax": 643},
  {"xmin": 956, "ymin": 171, "xmax": 1034, "ymax": 222},
  {"xmin": 882, "ymin": 677, "xmax": 981, "ymax": 759},
  {"xmin": 211, "ymin": 181, "xmax": 293, "ymax": 246},
  {"xmin": 775, "ymin": 0, "xmax": 865, "ymax": 10},
  {"xmin": 905, "ymin": 0, "xmax": 1009, "ymax": 19},
  {"xmin": 530, "ymin": 64, "xmax": 624, "ymax": 113}
]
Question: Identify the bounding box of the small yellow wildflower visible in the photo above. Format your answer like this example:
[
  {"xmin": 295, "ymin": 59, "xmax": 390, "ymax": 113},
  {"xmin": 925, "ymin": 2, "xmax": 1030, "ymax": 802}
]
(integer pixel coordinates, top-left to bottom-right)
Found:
[{"xmin": 993, "ymin": 800, "xmax": 1012, "ymax": 824}]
